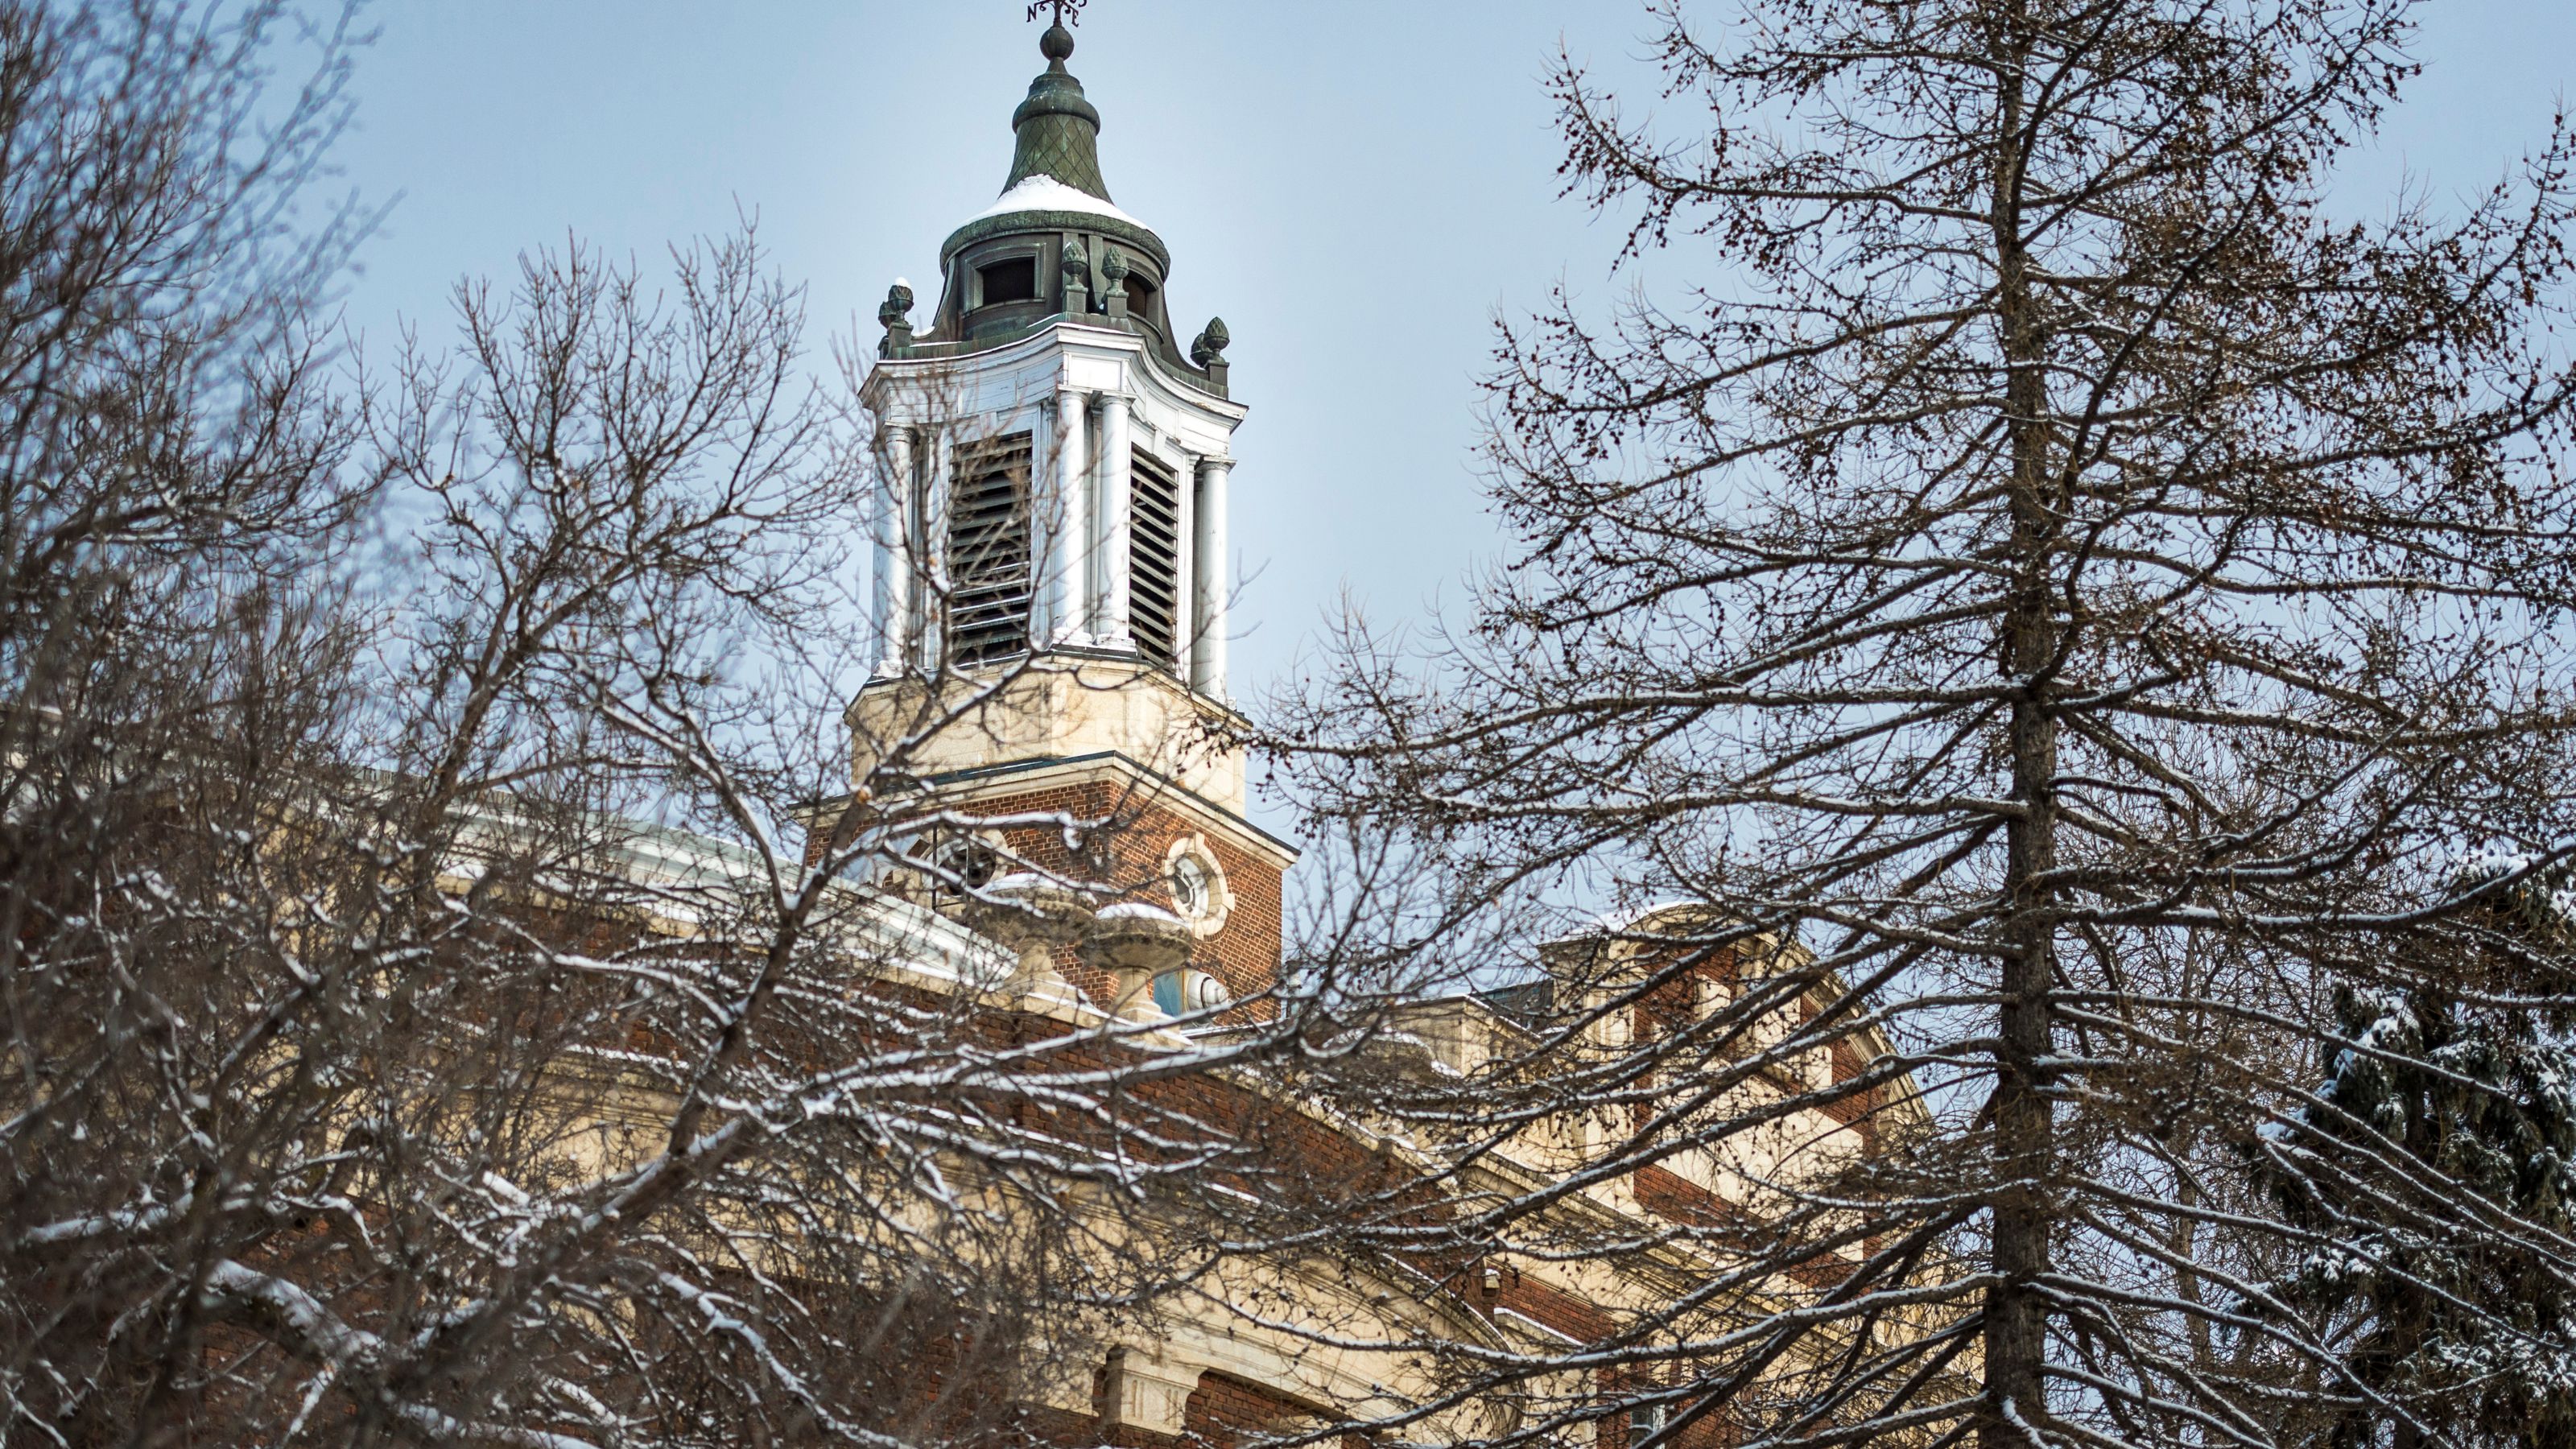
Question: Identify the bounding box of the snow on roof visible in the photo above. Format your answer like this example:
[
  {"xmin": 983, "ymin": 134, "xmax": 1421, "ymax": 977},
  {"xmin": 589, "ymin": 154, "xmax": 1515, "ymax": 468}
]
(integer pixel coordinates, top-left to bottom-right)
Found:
[
  {"xmin": 1096, "ymin": 901, "xmax": 1184, "ymax": 926},
  {"xmin": 1534, "ymin": 899, "xmax": 1724, "ymax": 948},
  {"xmin": 966, "ymin": 175, "xmax": 1154, "ymax": 233},
  {"xmin": 1591, "ymin": 899, "xmax": 1716, "ymax": 935}
]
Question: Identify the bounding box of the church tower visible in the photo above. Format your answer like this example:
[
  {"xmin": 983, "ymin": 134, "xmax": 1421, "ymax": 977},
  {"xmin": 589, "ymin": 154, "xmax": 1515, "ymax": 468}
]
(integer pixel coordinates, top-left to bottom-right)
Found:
[{"xmin": 852, "ymin": 20, "xmax": 1291, "ymax": 1017}]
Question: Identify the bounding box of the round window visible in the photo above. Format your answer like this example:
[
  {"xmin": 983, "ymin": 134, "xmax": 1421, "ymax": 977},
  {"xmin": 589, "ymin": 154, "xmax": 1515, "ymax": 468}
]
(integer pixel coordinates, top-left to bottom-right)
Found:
[
  {"xmin": 1170, "ymin": 853, "xmax": 1212, "ymax": 919},
  {"xmin": 1160, "ymin": 837, "xmax": 1232, "ymax": 936}
]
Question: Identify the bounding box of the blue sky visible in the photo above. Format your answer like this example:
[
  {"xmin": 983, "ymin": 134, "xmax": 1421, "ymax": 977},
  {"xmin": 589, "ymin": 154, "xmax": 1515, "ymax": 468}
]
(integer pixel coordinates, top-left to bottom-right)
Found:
[{"xmin": 326, "ymin": 2, "xmax": 2573, "ymax": 719}]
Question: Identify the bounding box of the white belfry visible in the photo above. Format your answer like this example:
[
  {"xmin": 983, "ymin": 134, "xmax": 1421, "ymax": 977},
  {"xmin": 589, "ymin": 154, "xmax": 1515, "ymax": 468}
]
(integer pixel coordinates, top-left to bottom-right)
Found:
[{"xmin": 857, "ymin": 18, "xmax": 1243, "ymax": 707}]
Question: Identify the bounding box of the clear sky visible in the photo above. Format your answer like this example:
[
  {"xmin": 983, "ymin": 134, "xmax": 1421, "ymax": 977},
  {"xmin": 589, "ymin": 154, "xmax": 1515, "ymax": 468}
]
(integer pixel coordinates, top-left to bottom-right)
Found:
[{"xmin": 326, "ymin": 1, "xmax": 2573, "ymax": 723}]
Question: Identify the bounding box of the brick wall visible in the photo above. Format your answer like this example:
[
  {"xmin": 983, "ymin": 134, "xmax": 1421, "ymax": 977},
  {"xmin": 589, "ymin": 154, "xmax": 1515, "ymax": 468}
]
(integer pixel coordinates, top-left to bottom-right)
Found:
[
  {"xmin": 911, "ymin": 777, "xmax": 1284, "ymax": 1017},
  {"xmin": 1183, "ymin": 1370, "xmax": 1315, "ymax": 1449}
]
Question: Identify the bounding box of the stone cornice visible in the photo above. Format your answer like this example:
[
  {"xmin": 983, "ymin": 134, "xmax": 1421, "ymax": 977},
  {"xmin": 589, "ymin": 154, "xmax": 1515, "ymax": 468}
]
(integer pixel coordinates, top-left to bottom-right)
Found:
[{"xmin": 863, "ymin": 317, "xmax": 1246, "ymax": 420}]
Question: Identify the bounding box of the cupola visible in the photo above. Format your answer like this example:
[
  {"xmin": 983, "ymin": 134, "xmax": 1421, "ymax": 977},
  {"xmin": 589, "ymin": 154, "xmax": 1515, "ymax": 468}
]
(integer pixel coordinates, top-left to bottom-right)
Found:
[{"xmin": 894, "ymin": 24, "xmax": 1225, "ymax": 383}]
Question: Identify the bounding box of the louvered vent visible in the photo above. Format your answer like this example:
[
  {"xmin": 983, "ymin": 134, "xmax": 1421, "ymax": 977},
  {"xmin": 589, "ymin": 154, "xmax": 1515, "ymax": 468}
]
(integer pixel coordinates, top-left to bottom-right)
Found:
[
  {"xmin": 1129, "ymin": 449, "xmax": 1183, "ymax": 667},
  {"xmin": 947, "ymin": 433, "xmax": 1034, "ymax": 665}
]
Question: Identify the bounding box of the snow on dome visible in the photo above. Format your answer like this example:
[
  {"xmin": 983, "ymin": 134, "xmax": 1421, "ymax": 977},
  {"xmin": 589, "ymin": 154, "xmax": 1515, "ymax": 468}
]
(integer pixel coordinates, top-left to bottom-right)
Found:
[
  {"xmin": 968, "ymin": 175, "xmax": 1152, "ymax": 233},
  {"xmin": 1096, "ymin": 901, "xmax": 1184, "ymax": 926}
]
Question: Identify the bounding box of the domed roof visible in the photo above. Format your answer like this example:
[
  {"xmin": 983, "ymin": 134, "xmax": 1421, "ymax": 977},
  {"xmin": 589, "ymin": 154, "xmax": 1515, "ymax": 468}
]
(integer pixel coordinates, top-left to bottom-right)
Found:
[
  {"xmin": 1008, "ymin": 23, "xmax": 1110, "ymax": 199},
  {"xmin": 942, "ymin": 23, "xmax": 1165, "ymax": 267}
]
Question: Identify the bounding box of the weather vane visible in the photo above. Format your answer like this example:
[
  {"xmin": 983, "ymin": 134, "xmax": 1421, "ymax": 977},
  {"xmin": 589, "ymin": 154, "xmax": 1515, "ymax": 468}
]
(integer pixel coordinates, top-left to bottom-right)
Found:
[{"xmin": 1026, "ymin": 0, "xmax": 1087, "ymax": 25}]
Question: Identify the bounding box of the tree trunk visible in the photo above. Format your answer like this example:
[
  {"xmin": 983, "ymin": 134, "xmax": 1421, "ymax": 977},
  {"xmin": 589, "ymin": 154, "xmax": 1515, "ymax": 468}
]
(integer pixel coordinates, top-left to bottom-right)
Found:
[{"xmin": 1985, "ymin": 7, "xmax": 2059, "ymax": 1443}]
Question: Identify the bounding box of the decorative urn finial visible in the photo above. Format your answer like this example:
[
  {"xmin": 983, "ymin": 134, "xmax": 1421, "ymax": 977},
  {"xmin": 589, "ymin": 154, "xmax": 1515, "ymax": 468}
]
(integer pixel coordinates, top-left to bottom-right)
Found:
[
  {"xmin": 1191, "ymin": 317, "xmax": 1230, "ymax": 369},
  {"xmin": 1062, "ymin": 238, "xmax": 1092, "ymax": 313},
  {"xmin": 1099, "ymin": 246, "xmax": 1131, "ymax": 323},
  {"xmin": 877, "ymin": 280, "xmax": 914, "ymax": 358},
  {"xmin": 1192, "ymin": 317, "xmax": 1231, "ymax": 390}
]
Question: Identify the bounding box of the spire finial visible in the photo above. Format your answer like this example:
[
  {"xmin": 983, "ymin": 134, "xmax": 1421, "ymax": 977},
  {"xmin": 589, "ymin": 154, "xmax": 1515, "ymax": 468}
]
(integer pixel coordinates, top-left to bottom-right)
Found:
[
  {"xmin": 1030, "ymin": 0, "xmax": 1086, "ymax": 55},
  {"xmin": 1029, "ymin": 2, "xmax": 1084, "ymax": 69},
  {"xmin": 1004, "ymin": 0, "xmax": 1113, "ymax": 200}
]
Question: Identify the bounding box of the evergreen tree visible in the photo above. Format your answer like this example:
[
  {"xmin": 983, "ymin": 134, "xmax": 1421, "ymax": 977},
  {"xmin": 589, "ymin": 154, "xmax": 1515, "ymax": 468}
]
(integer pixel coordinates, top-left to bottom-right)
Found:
[{"xmin": 2263, "ymin": 869, "xmax": 2576, "ymax": 1449}]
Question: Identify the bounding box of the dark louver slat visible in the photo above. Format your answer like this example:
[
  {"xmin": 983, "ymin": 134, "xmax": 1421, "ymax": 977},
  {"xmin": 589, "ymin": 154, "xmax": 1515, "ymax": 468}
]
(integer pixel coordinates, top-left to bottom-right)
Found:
[
  {"xmin": 1130, "ymin": 450, "xmax": 1182, "ymax": 667},
  {"xmin": 949, "ymin": 433, "xmax": 1034, "ymax": 665}
]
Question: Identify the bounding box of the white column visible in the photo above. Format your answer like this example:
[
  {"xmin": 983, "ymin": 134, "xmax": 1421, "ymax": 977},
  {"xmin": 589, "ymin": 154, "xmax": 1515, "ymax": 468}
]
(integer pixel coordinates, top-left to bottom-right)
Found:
[
  {"xmin": 1174, "ymin": 449, "xmax": 1198, "ymax": 675},
  {"xmin": 872, "ymin": 423, "xmax": 917, "ymax": 675},
  {"xmin": 923, "ymin": 427, "xmax": 953, "ymax": 668},
  {"xmin": 1191, "ymin": 455, "xmax": 1230, "ymax": 699},
  {"xmin": 1030, "ymin": 398, "xmax": 1058, "ymax": 645},
  {"xmin": 1049, "ymin": 385, "xmax": 1090, "ymax": 645},
  {"xmin": 1096, "ymin": 391, "xmax": 1133, "ymax": 649}
]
